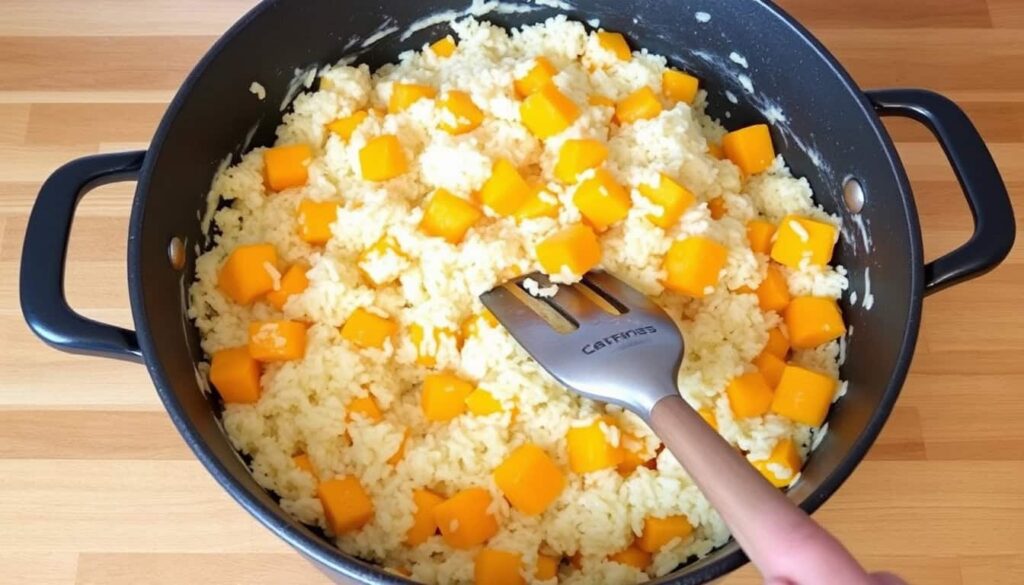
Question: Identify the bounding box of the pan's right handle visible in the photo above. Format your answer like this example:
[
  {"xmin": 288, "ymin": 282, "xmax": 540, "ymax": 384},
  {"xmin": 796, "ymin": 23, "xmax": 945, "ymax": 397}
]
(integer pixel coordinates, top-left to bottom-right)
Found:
[{"xmin": 20, "ymin": 151, "xmax": 146, "ymax": 363}]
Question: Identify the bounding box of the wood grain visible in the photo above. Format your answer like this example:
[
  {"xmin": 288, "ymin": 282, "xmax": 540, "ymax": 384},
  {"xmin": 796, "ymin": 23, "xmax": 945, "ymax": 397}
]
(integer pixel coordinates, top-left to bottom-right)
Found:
[{"xmin": 0, "ymin": 2, "xmax": 1020, "ymax": 584}]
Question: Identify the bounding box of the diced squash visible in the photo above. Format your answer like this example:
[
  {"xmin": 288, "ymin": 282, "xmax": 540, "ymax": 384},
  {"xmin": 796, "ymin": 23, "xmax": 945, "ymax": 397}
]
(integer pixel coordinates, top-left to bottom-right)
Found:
[
  {"xmin": 494, "ymin": 444, "xmax": 566, "ymax": 515},
  {"xmin": 616, "ymin": 431, "xmax": 647, "ymax": 475},
  {"xmin": 340, "ymin": 308, "xmax": 398, "ymax": 349},
  {"xmin": 638, "ymin": 173, "xmax": 696, "ymax": 229},
  {"xmin": 514, "ymin": 184, "xmax": 561, "ymax": 221},
  {"xmin": 318, "ymin": 475, "xmax": 374, "ymax": 534},
  {"xmin": 708, "ymin": 196, "xmax": 727, "ymax": 220},
  {"xmin": 460, "ymin": 310, "xmax": 499, "ymax": 341},
  {"xmin": 406, "ymin": 489, "xmax": 444, "ymax": 545},
  {"xmin": 608, "ymin": 544, "xmax": 651, "ymax": 570},
  {"xmin": 615, "ymin": 86, "xmax": 662, "ymax": 124},
  {"xmin": 421, "ymin": 188, "xmax": 483, "ymax": 244},
  {"xmin": 536, "ymin": 224, "xmax": 602, "ymax": 277},
  {"xmin": 409, "ymin": 324, "xmax": 457, "ymax": 367},
  {"xmin": 434, "ymin": 488, "xmax": 499, "ymax": 549},
  {"xmin": 248, "ymin": 321, "xmax": 307, "ymax": 362},
  {"xmin": 662, "ymin": 236, "xmax": 728, "ymax": 297},
  {"xmin": 475, "ymin": 548, "xmax": 524, "ymax": 585},
  {"xmin": 430, "ymin": 35, "xmax": 457, "ymax": 58},
  {"xmin": 589, "ymin": 95, "xmax": 615, "ymax": 108},
  {"xmin": 465, "ymin": 388, "xmax": 503, "ymax": 416},
  {"xmin": 747, "ymin": 220, "xmax": 776, "ymax": 255},
  {"xmin": 770, "ymin": 365, "xmax": 837, "ymax": 426},
  {"xmin": 347, "ymin": 395, "xmax": 383, "ymax": 422},
  {"xmin": 440, "ymin": 90, "xmax": 485, "ymax": 135},
  {"xmin": 357, "ymin": 236, "xmax": 405, "ymax": 287},
  {"xmin": 389, "ymin": 82, "xmax": 437, "ymax": 113},
  {"xmin": 387, "ymin": 429, "xmax": 410, "ymax": 466},
  {"xmin": 536, "ymin": 554, "xmax": 560, "ymax": 580},
  {"xmin": 263, "ymin": 144, "xmax": 312, "ymax": 191},
  {"xmin": 662, "ymin": 69, "xmax": 699, "ymax": 104},
  {"xmin": 698, "ymin": 407, "xmax": 717, "ymax": 430},
  {"xmin": 566, "ymin": 417, "xmax": 623, "ymax": 474},
  {"xmin": 596, "ymin": 31, "xmax": 631, "ymax": 60},
  {"xmin": 218, "ymin": 243, "xmax": 278, "ymax": 305},
  {"xmin": 573, "ymin": 168, "xmax": 631, "ymax": 231},
  {"xmin": 209, "ymin": 347, "xmax": 261, "ymax": 404},
  {"xmin": 765, "ymin": 327, "xmax": 790, "ymax": 359},
  {"xmin": 515, "ymin": 57, "xmax": 558, "ymax": 98},
  {"xmin": 722, "ymin": 124, "xmax": 775, "ymax": 175},
  {"xmin": 784, "ymin": 297, "xmax": 845, "ymax": 348},
  {"xmin": 726, "ymin": 372, "xmax": 774, "ymax": 418},
  {"xmin": 421, "ymin": 372, "xmax": 475, "ymax": 422},
  {"xmin": 520, "ymin": 84, "xmax": 580, "ymax": 139},
  {"xmin": 752, "ymin": 438, "xmax": 803, "ymax": 488},
  {"xmin": 265, "ymin": 263, "xmax": 309, "ymax": 310},
  {"xmin": 753, "ymin": 351, "xmax": 786, "ymax": 388},
  {"xmin": 327, "ymin": 110, "xmax": 368, "ymax": 140},
  {"xmin": 293, "ymin": 453, "xmax": 316, "ymax": 477},
  {"xmin": 707, "ymin": 142, "xmax": 725, "ymax": 160},
  {"xmin": 554, "ymin": 139, "xmax": 608, "ymax": 184},
  {"xmin": 756, "ymin": 264, "xmax": 791, "ymax": 312},
  {"xmin": 638, "ymin": 515, "xmax": 694, "ymax": 553},
  {"xmin": 297, "ymin": 199, "xmax": 338, "ymax": 245},
  {"xmin": 770, "ymin": 215, "xmax": 838, "ymax": 268},
  {"xmin": 359, "ymin": 134, "xmax": 408, "ymax": 181},
  {"xmin": 480, "ymin": 159, "xmax": 531, "ymax": 216}
]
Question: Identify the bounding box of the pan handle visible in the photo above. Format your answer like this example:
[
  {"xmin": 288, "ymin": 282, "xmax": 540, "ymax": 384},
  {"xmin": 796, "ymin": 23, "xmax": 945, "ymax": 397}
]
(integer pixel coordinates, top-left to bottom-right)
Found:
[
  {"xmin": 866, "ymin": 89, "xmax": 1015, "ymax": 296},
  {"xmin": 20, "ymin": 151, "xmax": 146, "ymax": 363}
]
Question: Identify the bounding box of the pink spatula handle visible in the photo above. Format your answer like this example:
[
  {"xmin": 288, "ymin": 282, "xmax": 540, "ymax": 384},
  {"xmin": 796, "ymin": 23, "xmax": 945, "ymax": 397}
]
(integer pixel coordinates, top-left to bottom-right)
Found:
[{"xmin": 650, "ymin": 395, "xmax": 873, "ymax": 585}]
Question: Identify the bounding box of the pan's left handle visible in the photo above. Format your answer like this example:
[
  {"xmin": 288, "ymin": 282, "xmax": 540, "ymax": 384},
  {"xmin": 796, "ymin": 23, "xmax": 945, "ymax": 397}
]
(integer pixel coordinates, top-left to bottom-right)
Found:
[{"xmin": 20, "ymin": 151, "xmax": 147, "ymax": 363}]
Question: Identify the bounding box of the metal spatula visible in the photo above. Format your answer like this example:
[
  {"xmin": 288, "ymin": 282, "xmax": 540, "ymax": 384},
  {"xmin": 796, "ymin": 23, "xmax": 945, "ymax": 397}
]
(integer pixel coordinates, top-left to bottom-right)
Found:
[{"xmin": 481, "ymin": 271, "xmax": 873, "ymax": 585}]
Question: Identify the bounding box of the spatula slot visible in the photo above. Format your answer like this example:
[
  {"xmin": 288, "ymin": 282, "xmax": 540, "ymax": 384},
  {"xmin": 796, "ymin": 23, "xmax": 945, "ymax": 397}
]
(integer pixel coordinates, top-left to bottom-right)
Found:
[
  {"xmin": 503, "ymin": 281, "xmax": 578, "ymax": 334},
  {"xmin": 577, "ymin": 277, "xmax": 629, "ymax": 316}
]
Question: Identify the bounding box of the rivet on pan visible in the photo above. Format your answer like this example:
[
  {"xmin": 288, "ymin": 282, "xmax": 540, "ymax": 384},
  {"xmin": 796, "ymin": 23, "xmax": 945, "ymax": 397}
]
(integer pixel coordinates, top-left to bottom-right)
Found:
[
  {"xmin": 843, "ymin": 177, "xmax": 865, "ymax": 214},
  {"xmin": 168, "ymin": 237, "xmax": 186, "ymax": 270}
]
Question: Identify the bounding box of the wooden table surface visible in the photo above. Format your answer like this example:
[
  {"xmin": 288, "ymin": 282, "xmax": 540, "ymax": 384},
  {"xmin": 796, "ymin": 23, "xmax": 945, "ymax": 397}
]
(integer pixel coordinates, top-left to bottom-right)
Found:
[{"xmin": 1, "ymin": 1, "xmax": 1021, "ymax": 584}]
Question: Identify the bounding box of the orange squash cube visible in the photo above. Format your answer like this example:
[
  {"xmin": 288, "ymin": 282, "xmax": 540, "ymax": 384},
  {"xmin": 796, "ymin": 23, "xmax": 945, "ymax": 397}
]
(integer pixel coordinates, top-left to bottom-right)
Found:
[
  {"xmin": 770, "ymin": 365, "xmax": 836, "ymax": 426},
  {"xmin": 616, "ymin": 431, "xmax": 647, "ymax": 475},
  {"xmin": 514, "ymin": 57, "xmax": 558, "ymax": 98},
  {"xmin": 406, "ymin": 488, "xmax": 444, "ymax": 546},
  {"xmin": 218, "ymin": 243, "xmax": 278, "ymax": 305},
  {"xmin": 753, "ymin": 351, "xmax": 786, "ymax": 388},
  {"xmin": 770, "ymin": 215, "xmax": 838, "ymax": 268},
  {"xmin": 698, "ymin": 406, "xmax": 718, "ymax": 430},
  {"xmin": 440, "ymin": 90, "xmax": 485, "ymax": 135},
  {"xmin": 765, "ymin": 327, "xmax": 790, "ymax": 359},
  {"xmin": 318, "ymin": 475, "xmax": 374, "ymax": 534},
  {"xmin": 708, "ymin": 196, "xmax": 727, "ymax": 220},
  {"xmin": 465, "ymin": 388, "xmax": 503, "ymax": 415},
  {"xmin": 554, "ymin": 139, "xmax": 609, "ymax": 184},
  {"xmin": 209, "ymin": 346, "xmax": 262, "ymax": 404},
  {"xmin": 480, "ymin": 159, "xmax": 531, "ymax": 216},
  {"xmin": 638, "ymin": 515, "xmax": 694, "ymax": 553},
  {"xmin": 297, "ymin": 199, "xmax": 338, "ymax": 245},
  {"xmin": 639, "ymin": 173, "xmax": 696, "ymax": 229},
  {"xmin": 514, "ymin": 184, "xmax": 561, "ymax": 221},
  {"xmin": 596, "ymin": 31, "xmax": 631, "ymax": 60},
  {"xmin": 409, "ymin": 323, "xmax": 457, "ymax": 367},
  {"xmin": 293, "ymin": 453, "xmax": 316, "ymax": 477},
  {"xmin": 494, "ymin": 443, "xmax": 566, "ymax": 515},
  {"xmin": 726, "ymin": 372, "xmax": 774, "ymax": 418},
  {"xmin": 263, "ymin": 144, "xmax": 312, "ymax": 192},
  {"xmin": 608, "ymin": 544, "xmax": 651, "ymax": 570},
  {"xmin": 387, "ymin": 429, "xmax": 410, "ymax": 466},
  {"xmin": 722, "ymin": 124, "xmax": 776, "ymax": 175},
  {"xmin": 520, "ymin": 84, "xmax": 580, "ymax": 139},
  {"xmin": 747, "ymin": 219, "xmax": 776, "ymax": 255},
  {"xmin": 359, "ymin": 134, "xmax": 408, "ymax": 181},
  {"xmin": 327, "ymin": 110, "xmax": 369, "ymax": 141},
  {"xmin": 433, "ymin": 488, "xmax": 499, "ymax": 549},
  {"xmin": 752, "ymin": 438, "xmax": 803, "ymax": 488},
  {"xmin": 265, "ymin": 263, "xmax": 309, "ymax": 310},
  {"xmin": 248, "ymin": 321, "xmax": 307, "ymax": 362},
  {"xmin": 389, "ymin": 82, "xmax": 437, "ymax": 113},
  {"xmin": 421, "ymin": 188, "xmax": 483, "ymax": 244},
  {"xmin": 784, "ymin": 296, "xmax": 845, "ymax": 349},
  {"xmin": 662, "ymin": 236, "xmax": 728, "ymax": 297},
  {"xmin": 707, "ymin": 142, "xmax": 725, "ymax": 160},
  {"xmin": 662, "ymin": 69, "xmax": 699, "ymax": 104},
  {"xmin": 346, "ymin": 395, "xmax": 383, "ymax": 423},
  {"xmin": 573, "ymin": 168, "xmax": 631, "ymax": 231},
  {"xmin": 615, "ymin": 86, "xmax": 662, "ymax": 124},
  {"xmin": 536, "ymin": 223, "xmax": 602, "ymax": 277},
  {"xmin": 430, "ymin": 35, "xmax": 456, "ymax": 58},
  {"xmin": 421, "ymin": 372, "xmax": 475, "ymax": 422},
  {"xmin": 588, "ymin": 94, "xmax": 615, "ymax": 108},
  {"xmin": 566, "ymin": 417, "xmax": 623, "ymax": 474},
  {"xmin": 340, "ymin": 307, "xmax": 397, "ymax": 349},
  {"xmin": 474, "ymin": 548, "xmax": 524, "ymax": 585},
  {"xmin": 756, "ymin": 264, "xmax": 791, "ymax": 312},
  {"xmin": 535, "ymin": 554, "xmax": 560, "ymax": 580}
]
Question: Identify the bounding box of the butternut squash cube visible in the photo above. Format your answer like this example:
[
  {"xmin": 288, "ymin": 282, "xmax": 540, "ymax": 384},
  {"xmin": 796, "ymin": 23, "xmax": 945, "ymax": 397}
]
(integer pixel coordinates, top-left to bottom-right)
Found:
[
  {"xmin": 638, "ymin": 515, "xmax": 694, "ymax": 553},
  {"xmin": 480, "ymin": 159, "xmax": 531, "ymax": 216},
  {"xmin": 615, "ymin": 86, "xmax": 662, "ymax": 124},
  {"xmin": 573, "ymin": 168, "xmax": 631, "ymax": 231},
  {"xmin": 588, "ymin": 94, "xmax": 615, "ymax": 107},
  {"xmin": 753, "ymin": 351, "xmax": 786, "ymax": 388},
  {"xmin": 421, "ymin": 188, "xmax": 483, "ymax": 244},
  {"xmin": 747, "ymin": 219, "xmax": 776, "ymax": 255},
  {"xmin": 474, "ymin": 548, "xmax": 524, "ymax": 585},
  {"xmin": 421, "ymin": 372, "xmax": 475, "ymax": 422},
  {"xmin": 707, "ymin": 142, "xmax": 725, "ymax": 160},
  {"xmin": 387, "ymin": 429, "xmax": 409, "ymax": 466},
  {"xmin": 662, "ymin": 236, "xmax": 728, "ymax": 297},
  {"xmin": 327, "ymin": 110, "xmax": 368, "ymax": 141},
  {"xmin": 433, "ymin": 488, "xmax": 499, "ymax": 549},
  {"xmin": 248, "ymin": 321, "xmax": 307, "ymax": 362},
  {"xmin": 596, "ymin": 31, "xmax": 631, "ymax": 60},
  {"xmin": 566, "ymin": 418, "xmax": 623, "ymax": 474},
  {"xmin": 784, "ymin": 296, "xmax": 845, "ymax": 349},
  {"xmin": 318, "ymin": 475, "xmax": 374, "ymax": 534},
  {"xmin": 752, "ymin": 438, "xmax": 803, "ymax": 488},
  {"xmin": 722, "ymin": 124, "xmax": 776, "ymax": 175},
  {"xmin": 770, "ymin": 365, "xmax": 836, "ymax": 426},
  {"xmin": 535, "ymin": 554, "xmax": 560, "ymax": 580},
  {"xmin": 263, "ymin": 144, "xmax": 312, "ymax": 191},
  {"xmin": 514, "ymin": 184, "xmax": 561, "ymax": 221},
  {"xmin": 536, "ymin": 224, "xmax": 602, "ymax": 277},
  {"xmin": 293, "ymin": 453, "xmax": 316, "ymax": 477},
  {"xmin": 698, "ymin": 406, "xmax": 718, "ymax": 430},
  {"xmin": 765, "ymin": 327, "xmax": 790, "ymax": 359},
  {"xmin": 430, "ymin": 35, "xmax": 456, "ymax": 58},
  {"xmin": 346, "ymin": 395, "xmax": 383, "ymax": 423},
  {"xmin": 616, "ymin": 431, "xmax": 647, "ymax": 475},
  {"xmin": 440, "ymin": 90, "xmax": 484, "ymax": 135},
  {"xmin": 756, "ymin": 264, "xmax": 791, "ymax": 312},
  {"xmin": 359, "ymin": 134, "xmax": 408, "ymax": 181},
  {"xmin": 514, "ymin": 57, "xmax": 558, "ymax": 98},
  {"xmin": 409, "ymin": 324, "xmax": 457, "ymax": 367},
  {"xmin": 726, "ymin": 372, "xmax": 774, "ymax": 418},
  {"xmin": 340, "ymin": 308, "xmax": 397, "ymax": 349},
  {"xmin": 465, "ymin": 388, "xmax": 503, "ymax": 415},
  {"xmin": 639, "ymin": 173, "xmax": 696, "ymax": 229},
  {"xmin": 406, "ymin": 488, "xmax": 444, "ymax": 546},
  {"xmin": 708, "ymin": 196, "xmax": 727, "ymax": 220},
  {"xmin": 389, "ymin": 82, "xmax": 437, "ymax": 113},
  {"xmin": 608, "ymin": 544, "xmax": 651, "ymax": 570},
  {"xmin": 662, "ymin": 69, "xmax": 699, "ymax": 104},
  {"xmin": 218, "ymin": 243, "xmax": 278, "ymax": 305},
  {"xmin": 297, "ymin": 199, "xmax": 338, "ymax": 245},
  {"xmin": 209, "ymin": 346, "xmax": 262, "ymax": 404},
  {"xmin": 520, "ymin": 84, "xmax": 580, "ymax": 139},
  {"xmin": 265, "ymin": 263, "xmax": 309, "ymax": 310},
  {"xmin": 494, "ymin": 444, "xmax": 565, "ymax": 515},
  {"xmin": 554, "ymin": 139, "xmax": 608, "ymax": 184},
  {"xmin": 770, "ymin": 215, "xmax": 838, "ymax": 268}
]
